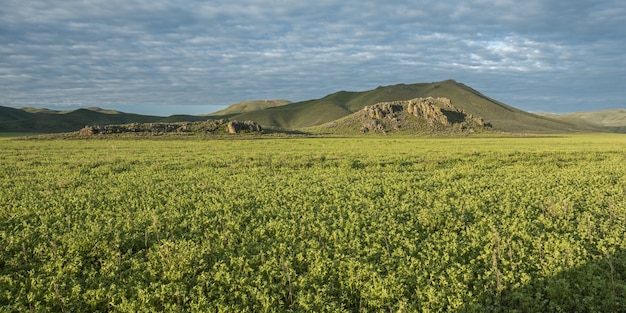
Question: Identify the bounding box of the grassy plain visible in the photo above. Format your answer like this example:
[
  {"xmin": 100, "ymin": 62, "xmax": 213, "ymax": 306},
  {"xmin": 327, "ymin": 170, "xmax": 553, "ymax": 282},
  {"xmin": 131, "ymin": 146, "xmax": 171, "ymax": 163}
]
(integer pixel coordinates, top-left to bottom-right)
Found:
[
  {"xmin": 0, "ymin": 132, "xmax": 42, "ymax": 138},
  {"xmin": 1, "ymin": 134, "xmax": 625, "ymax": 312}
]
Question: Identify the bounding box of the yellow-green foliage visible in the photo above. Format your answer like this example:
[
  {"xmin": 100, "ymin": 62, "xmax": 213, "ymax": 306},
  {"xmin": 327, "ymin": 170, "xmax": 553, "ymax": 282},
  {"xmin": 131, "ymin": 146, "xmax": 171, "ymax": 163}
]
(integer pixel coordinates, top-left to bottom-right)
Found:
[{"xmin": 1, "ymin": 135, "xmax": 625, "ymax": 312}]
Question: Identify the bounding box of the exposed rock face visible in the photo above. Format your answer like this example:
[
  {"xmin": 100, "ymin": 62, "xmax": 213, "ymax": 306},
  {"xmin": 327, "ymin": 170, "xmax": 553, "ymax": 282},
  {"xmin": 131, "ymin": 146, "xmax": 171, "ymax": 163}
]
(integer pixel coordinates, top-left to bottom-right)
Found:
[
  {"xmin": 360, "ymin": 97, "xmax": 488, "ymax": 133},
  {"xmin": 227, "ymin": 120, "xmax": 262, "ymax": 134},
  {"xmin": 79, "ymin": 119, "xmax": 262, "ymax": 135},
  {"xmin": 360, "ymin": 120, "xmax": 386, "ymax": 134},
  {"xmin": 78, "ymin": 127, "xmax": 95, "ymax": 136},
  {"xmin": 366, "ymin": 103, "xmax": 403, "ymax": 120},
  {"xmin": 406, "ymin": 98, "xmax": 451, "ymax": 126}
]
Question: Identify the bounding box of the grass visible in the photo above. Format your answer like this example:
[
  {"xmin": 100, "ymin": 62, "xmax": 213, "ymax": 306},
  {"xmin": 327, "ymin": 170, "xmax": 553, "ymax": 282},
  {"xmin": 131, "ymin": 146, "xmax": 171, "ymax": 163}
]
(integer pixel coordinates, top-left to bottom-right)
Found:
[
  {"xmin": 0, "ymin": 132, "xmax": 43, "ymax": 138},
  {"xmin": 2, "ymin": 133, "xmax": 626, "ymax": 311}
]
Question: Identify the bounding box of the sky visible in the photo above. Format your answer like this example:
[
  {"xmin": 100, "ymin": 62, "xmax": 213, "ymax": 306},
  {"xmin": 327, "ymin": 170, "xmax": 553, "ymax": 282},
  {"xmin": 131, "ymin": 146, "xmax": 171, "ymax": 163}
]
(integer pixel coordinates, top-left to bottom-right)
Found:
[{"xmin": 1, "ymin": 0, "xmax": 625, "ymax": 116}]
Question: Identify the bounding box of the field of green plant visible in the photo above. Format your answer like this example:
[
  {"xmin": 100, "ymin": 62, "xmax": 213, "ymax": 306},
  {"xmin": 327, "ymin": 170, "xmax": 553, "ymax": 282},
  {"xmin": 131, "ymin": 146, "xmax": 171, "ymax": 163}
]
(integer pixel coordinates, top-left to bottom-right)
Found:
[{"xmin": 1, "ymin": 135, "xmax": 625, "ymax": 312}]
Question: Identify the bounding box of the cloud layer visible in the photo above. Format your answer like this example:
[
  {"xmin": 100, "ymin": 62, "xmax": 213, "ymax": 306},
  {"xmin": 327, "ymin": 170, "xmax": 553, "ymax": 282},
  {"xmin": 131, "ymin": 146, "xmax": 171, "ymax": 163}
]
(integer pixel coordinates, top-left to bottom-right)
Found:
[{"xmin": 1, "ymin": 0, "xmax": 625, "ymax": 114}]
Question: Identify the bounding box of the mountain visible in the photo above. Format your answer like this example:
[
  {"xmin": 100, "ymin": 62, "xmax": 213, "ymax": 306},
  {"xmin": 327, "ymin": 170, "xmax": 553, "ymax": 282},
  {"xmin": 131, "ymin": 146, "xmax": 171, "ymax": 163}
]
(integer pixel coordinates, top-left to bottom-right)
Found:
[
  {"xmin": 309, "ymin": 97, "xmax": 490, "ymax": 135},
  {"xmin": 1, "ymin": 80, "xmax": 612, "ymax": 134},
  {"xmin": 231, "ymin": 80, "xmax": 589, "ymax": 133},
  {"xmin": 0, "ymin": 107, "xmax": 216, "ymax": 133},
  {"xmin": 538, "ymin": 109, "xmax": 626, "ymax": 133},
  {"xmin": 208, "ymin": 100, "xmax": 291, "ymax": 116}
]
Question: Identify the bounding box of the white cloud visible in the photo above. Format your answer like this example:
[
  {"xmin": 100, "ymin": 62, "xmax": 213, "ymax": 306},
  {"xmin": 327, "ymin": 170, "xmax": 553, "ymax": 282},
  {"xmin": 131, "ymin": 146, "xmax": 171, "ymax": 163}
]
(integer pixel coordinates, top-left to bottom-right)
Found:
[{"xmin": 0, "ymin": 0, "xmax": 624, "ymax": 113}]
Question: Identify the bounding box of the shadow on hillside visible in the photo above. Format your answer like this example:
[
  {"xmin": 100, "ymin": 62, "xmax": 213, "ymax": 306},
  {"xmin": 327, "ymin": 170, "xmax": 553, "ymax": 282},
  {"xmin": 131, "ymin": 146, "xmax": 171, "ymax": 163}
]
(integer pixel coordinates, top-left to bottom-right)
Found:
[
  {"xmin": 462, "ymin": 249, "xmax": 626, "ymax": 312},
  {"xmin": 441, "ymin": 109, "xmax": 467, "ymax": 124}
]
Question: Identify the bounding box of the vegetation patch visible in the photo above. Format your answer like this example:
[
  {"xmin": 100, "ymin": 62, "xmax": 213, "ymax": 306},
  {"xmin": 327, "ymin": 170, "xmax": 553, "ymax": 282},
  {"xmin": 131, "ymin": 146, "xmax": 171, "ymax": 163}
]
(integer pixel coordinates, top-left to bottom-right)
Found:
[{"xmin": 1, "ymin": 135, "xmax": 625, "ymax": 311}]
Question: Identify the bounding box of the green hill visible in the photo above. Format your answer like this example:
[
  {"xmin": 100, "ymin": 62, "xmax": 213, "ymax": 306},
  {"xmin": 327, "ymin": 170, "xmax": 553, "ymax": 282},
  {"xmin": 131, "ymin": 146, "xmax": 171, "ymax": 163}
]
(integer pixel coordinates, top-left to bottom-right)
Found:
[
  {"xmin": 232, "ymin": 80, "xmax": 589, "ymax": 133},
  {"xmin": 538, "ymin": 109, "xmax": 626, "ymax": 133},
  {"xmin": 158, "ymin": 115, "xmax": 220, "ymax": 123},
  {"xmin": 0, "ymin": 108, "xmax": 160, "ymax": 133},
  {"xmin": 208, "ymin": 100, "xmax": 291, "ymax": 116},
  {"xmin": 0, "ymin": 107, "xmax": 219, "ymax": 133},
  {"xmin": 0, "ymin": 106, "xmax": 35, "ymax": 122},
  {"xmin": 308, "ymin": 97, "xmax": 491, "ymax": 135}
]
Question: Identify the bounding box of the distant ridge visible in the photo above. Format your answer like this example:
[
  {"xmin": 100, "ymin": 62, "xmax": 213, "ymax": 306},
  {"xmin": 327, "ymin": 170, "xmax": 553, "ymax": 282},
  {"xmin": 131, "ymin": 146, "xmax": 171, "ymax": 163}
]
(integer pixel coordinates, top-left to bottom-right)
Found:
[
  {"xmin": 538, "ymin": 109, "xmax": 626, "ymax": 133},
  {"xmin": 208, "ymin": 100, "xmax": 291, "ymax": 116},
  {"xmin": 84, "ymin": 107, "xmax": 123, "ymax": 114},
  {"xmin": 0, "ymin": 106, "xmax": 33, "ymax": 122},
  {"xmin": 1, "ymin": 80, "xmax": 619, "ymax": 134},
  {"xmin": 0, "ymin": 106, "xmax": 218, "ymax": 133}
]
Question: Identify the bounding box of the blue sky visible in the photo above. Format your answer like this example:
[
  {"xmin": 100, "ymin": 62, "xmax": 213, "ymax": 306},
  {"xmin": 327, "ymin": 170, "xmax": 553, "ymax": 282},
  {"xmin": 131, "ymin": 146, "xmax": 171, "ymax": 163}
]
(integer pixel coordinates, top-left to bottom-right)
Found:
[{"xmin": 1, "ymin": 0, "xmax": 625, "ymax": 116}]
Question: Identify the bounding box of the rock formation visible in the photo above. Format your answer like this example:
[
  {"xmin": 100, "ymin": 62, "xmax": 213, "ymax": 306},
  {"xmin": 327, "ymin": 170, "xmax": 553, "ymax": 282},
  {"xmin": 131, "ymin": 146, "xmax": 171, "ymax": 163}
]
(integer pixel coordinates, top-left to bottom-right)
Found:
[
  {"xmin": 360, "ymin": 97, "xmax": 488, "ymax": 133},
  {"xmin": 79, "ymin": 119, "xmax": 262, "ymax": 135},
  {"xmin": 226, "ymin": 120, "xmax": 263, "ymax": 134}
]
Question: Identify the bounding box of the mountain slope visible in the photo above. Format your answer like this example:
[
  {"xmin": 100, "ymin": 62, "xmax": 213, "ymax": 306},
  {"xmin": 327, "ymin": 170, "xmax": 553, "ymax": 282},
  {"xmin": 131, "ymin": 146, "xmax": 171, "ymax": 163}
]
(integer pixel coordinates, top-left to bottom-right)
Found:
[
  {"xmin": 0, "ymin": 106, "xmax": 222, "ymax": 133},
  {"xmin": 208, "ymin": 100, "xmax": 291, "ymax": 116},
  {"xmin": 231, "ymin": 84, "xmax": 429, "ymax": 129},
  {"xmin": 309, "ymin": 97, "xmax": 490, "ymax": 135},
  {"xmin": 417, "ymin": 81, "xmax": 595, "ymax": 133},
  {"xmin": 232, "ymin": 80, "xmax": 588, "ymax": 133},
  {"xmin": 0, "ymin": 106, "xmax": 36, "ymax": 122},
  {"xmin": 538, "ymin": 109, "xmax": 626, "ymax": 133},
  {"xmin": 0, "ymin": 108, "xmax": 162, "ymax": 133}
]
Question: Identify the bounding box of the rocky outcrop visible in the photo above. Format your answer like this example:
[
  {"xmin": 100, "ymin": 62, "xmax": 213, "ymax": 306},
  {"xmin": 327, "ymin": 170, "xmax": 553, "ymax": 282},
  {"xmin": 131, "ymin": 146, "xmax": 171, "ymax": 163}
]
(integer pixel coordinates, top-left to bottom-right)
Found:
[
  {"xmin": 360, "ymin": 120, "xmax": 387, "ymax": 134},
  {"xmin": 226, "ymin": 120, "xmax": 262, "ymax": 134},
  {"xmin": 366, "ymin": 103, "xmax": 404, "ymax": 120},
  {"xmin": 360, "ymin": 97, "xmax": 488, "ymax": 133},
  {"xmin": 79, "ymin": 119, "xmax": 262, "ymax": 135},
  {"xmin": 406, "ymin": 98, "xmax": 452, "ymax": 126}
]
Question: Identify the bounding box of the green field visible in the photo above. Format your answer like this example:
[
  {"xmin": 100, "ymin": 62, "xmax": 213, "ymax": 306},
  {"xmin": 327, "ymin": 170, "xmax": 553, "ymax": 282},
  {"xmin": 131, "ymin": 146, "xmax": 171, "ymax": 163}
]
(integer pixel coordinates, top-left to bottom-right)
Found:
[
  {"xmin": 2, "ymin": 135, "xmax": 625, "ymax": 312},
  {"xmin": 0, "ymin": 132, "xmax": 43, "ymax": 138}
]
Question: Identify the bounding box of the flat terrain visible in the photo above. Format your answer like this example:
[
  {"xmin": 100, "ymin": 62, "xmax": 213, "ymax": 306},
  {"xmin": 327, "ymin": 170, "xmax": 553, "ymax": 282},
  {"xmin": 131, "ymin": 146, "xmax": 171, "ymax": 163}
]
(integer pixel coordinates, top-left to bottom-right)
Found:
[{"xmin": 2, "ymin": 135, "xmax": 625, "ymax": 311}]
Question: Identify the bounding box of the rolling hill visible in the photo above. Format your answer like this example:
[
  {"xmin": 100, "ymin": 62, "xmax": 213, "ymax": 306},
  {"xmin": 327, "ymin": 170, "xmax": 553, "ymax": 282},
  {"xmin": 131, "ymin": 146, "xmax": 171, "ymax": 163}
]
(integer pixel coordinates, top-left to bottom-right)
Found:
[
  {"xmin": 538, "ymin": 109, "xmax": 626, "ymax": 133},
  {"xmin": 0, "ymin": 106, "xmax": 216, "ymax": 133},
  {"xmin": 2, "ymin": 80, "xmax": 620, "ymax": 134},
  {"xmin": 208, "ymin": 100, "xmax": 291, "ymax": 116},
  {"xmin": 0, "ymin": 101, "xmax": 291, "ymax": 133},
  {"xmin": 0, "ymin": 106, "xmax": 35, "ymax": 122},
  {"xmin": 231, "ymin": 80, "xmax": 591, "ymax": 133}
]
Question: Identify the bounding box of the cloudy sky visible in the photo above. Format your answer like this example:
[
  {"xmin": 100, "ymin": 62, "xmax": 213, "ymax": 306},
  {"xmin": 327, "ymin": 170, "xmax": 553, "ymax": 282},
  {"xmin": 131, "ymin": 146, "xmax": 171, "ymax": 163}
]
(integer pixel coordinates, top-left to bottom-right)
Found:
[{"xmin": 1, "ymin": 0, "xmax": 625, "ymax": 115}]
